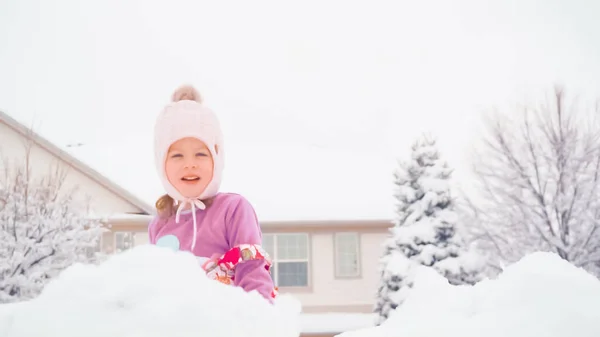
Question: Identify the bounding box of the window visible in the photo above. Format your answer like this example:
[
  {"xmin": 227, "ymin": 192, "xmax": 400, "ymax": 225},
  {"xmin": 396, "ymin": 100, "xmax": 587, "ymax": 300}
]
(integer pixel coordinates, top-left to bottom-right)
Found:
[
  {"xmin": 334, "ymin": 232, "xmax": 360, "ymax": 278},
  {"xmin": 262, "ymin": 233, "xmax": 309, "ymax": 287},
  {"xmin": 114, "ymin": 232, "xmax": 135, "ymax": 252}
]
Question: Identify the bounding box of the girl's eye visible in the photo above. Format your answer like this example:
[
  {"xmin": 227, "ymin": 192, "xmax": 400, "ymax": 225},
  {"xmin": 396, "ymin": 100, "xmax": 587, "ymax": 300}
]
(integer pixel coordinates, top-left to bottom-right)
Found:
[
  {"xmin": 196, "ymin": 152, "xmax": 208, "ymax": 157},
  {"xmin": 171, "ymin": 153, "xmax": 182, "ymax": 158}
]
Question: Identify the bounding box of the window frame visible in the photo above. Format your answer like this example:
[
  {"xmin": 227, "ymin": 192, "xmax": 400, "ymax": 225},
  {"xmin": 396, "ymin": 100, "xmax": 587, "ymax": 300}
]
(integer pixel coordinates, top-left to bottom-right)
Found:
[
  {"xmin": 333, "ymin": 231, "xmax": 361, "ymax": 279},
  {"xmin": 113, "ymin": 231, "xmax": 136, "ymax": 252},
  {"xmin": 263, "ymin": 232, "xmax": 311, "ymax": 289}
]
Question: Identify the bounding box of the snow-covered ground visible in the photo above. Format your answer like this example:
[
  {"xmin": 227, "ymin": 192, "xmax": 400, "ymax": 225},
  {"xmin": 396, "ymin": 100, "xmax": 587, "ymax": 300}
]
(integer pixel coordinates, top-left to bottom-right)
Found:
[
  {"xmin": 340, "ymin": 252, "xmax": 600, "ymax": 337},
  {"xmin": 0, "ymin": 245, "xmax": 302, "ymax": 337},
  {"xmin": 2, "ymin": 248, "xmax": 600, "ymax": 337},
  {"xmin": 300, "ymin": 313, "xmax": 375, "ymax": 334}
]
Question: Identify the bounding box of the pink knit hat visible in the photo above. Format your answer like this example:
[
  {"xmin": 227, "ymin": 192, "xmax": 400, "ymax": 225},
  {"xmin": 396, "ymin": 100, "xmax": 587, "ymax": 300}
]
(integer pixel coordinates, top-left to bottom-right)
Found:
[{"xmin": 154, "ymin": 85, "xmax": 225, "ymax": 212}]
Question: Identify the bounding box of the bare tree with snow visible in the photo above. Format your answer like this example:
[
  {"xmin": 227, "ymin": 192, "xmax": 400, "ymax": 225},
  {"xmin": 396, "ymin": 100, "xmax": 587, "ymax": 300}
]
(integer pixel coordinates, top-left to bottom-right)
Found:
[
  {"xmin": 0, "ymin": 141, "xmax": 106, "ymax": 303},
  {"xmin": 462, "ymin": 86, "xmax": 600, "ymax": 277},
  {"xmin": 374, "ymin": 134, "xmax": 482, "ymax": 325}
]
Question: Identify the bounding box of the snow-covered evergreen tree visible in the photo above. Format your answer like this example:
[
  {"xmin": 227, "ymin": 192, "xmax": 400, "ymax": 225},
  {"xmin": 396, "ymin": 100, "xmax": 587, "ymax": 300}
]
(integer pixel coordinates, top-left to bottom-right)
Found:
[
  {"xmin": 374, "ymin": 134, "xmax": 482, "ymax": 325},
  {"xmin": 374, "ymin": 244, "xmax": 417, "ymax": 325},
  {"xmin": 0, "ymin": 159, "xmax": 106, "ymax": 303},
  {"xmin": 374, "ymin": 137, "xmax": 423, "ymax": 324}
]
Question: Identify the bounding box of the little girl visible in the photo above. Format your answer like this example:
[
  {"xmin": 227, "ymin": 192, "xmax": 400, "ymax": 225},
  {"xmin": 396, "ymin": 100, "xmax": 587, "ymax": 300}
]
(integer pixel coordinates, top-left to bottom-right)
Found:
[{"xmin": 147, "ymin": 84, "xmax": 277, "ymax": 302}]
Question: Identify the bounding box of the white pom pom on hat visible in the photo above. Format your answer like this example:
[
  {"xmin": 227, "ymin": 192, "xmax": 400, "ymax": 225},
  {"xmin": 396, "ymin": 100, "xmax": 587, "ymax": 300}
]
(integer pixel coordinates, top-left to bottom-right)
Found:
[{"xmin": 153, "ymin": 84, "xmax": 225, "ymax": 208}]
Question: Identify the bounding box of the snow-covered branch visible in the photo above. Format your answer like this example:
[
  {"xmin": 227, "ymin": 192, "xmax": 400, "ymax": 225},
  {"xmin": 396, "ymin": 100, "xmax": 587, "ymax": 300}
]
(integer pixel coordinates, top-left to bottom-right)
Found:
[
  {"xmin": 0, "ymin": 145, "xmax": 106, "ymax": 303},
  {"xmin": 464, "ymin": 86, "xmax": 600, "ymax": 276}
]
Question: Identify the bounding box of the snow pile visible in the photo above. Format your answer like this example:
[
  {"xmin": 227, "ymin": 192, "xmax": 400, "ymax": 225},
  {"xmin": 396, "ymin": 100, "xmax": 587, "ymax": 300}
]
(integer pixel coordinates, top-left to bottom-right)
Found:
[
  {"xmin": 341, "ymin": 252, "xmax": 600, "ymax": 337},
  {"xmin": 0, "ymin": 245, "xmax": 301, "ymax": 337},
  {"xmin": 300, "ymin": 313, "xmax": 376, "ymax": 334}
]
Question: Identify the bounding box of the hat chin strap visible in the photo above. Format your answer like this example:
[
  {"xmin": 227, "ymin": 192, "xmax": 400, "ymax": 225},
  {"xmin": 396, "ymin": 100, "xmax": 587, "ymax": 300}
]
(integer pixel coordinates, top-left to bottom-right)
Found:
[
  {"xmin": 166, "ymin": 177, "xmax": 218, "ymax": 251},
  {"xmin": 174, "ymin": 198, "xmax": 205, "ymax": 250}
]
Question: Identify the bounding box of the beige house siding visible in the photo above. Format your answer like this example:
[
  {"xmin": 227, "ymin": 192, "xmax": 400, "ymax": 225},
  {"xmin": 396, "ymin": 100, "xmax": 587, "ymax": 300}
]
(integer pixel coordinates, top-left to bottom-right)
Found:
[
  {"xmin": 96, "ymin": 216, "xmax": 152, "ymax": 254},
  {"xmin": 288, "ymin": 232, "xmax": 385, "ymax": 312},
  {"xmin": 263, "ymin": 220, "xmax": 390, "ymax": 313},
  {"xmin": 0, "ymin": 111, "xmax": 153, "ymax": 216}
]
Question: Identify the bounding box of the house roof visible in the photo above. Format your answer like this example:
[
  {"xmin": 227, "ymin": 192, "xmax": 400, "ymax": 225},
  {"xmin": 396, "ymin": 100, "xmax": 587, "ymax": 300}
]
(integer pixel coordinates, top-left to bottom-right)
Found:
[
  {"xmin": 0, "ymin": 110, "xmax": 155, "ymax": 215},
  {"xmin": 94, "ymin": 213, "xmax": 392, "ymax": 230}
]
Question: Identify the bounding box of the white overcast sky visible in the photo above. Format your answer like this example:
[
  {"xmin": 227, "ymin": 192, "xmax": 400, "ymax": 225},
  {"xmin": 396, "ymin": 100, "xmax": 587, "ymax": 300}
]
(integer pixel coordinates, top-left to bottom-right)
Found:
[{"xmin": 1, "ymin": 0, "xmax": 600, "ymax": 220}]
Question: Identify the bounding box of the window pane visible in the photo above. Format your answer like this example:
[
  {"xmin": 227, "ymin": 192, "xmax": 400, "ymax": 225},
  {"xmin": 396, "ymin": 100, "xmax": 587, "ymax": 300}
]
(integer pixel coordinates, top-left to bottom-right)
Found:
[
  {"xmin": 277, "ymin": 262, "xmax": 308, "ymax": 287},
  {"xmin": 262, "ymin": 234, "xmax": 275, "ymax": 258},
  {"xmin": 335, "ymin": 233, "xmax": 359, "ymax": 277},
  {"xmin": 338, "ymin": 256, "xmax": 358, "ymax": 276},
  {"xmin": 276, "ymin": 234, "xmax": 308, "ymax": 260}
]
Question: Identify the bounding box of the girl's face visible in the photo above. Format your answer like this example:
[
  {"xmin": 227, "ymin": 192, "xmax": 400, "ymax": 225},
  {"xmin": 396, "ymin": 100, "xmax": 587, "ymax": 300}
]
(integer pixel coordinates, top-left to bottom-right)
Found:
[{"xmin": 165, "ymin": 137, "xmax": 214, "ymax": 199}]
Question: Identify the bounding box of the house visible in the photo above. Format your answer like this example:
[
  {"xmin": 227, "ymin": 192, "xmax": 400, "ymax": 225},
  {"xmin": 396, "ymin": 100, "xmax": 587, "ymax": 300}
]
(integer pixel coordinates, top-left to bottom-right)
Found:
[
  {"xmin": 0, "ymin": 110, "xmax": 155, "ymax": 252},
  {"xmin": 1, "ymin": 109, "xmax": 386, "ymax": 336}
]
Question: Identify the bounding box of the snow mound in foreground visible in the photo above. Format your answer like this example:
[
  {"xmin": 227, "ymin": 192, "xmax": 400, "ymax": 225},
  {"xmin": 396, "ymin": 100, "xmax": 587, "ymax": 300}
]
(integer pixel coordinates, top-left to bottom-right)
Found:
[
  {"xmin": 0, "ymin": 245, "xmax": 301, "ymax": 337},
  {"xmin": 340, "ymin": 252, "xmax": 600, "ymax": 337}
]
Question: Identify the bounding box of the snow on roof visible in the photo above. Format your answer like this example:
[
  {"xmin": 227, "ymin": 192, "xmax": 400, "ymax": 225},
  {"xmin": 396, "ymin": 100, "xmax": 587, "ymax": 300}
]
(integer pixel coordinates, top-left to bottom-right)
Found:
[{"xmin": 64, "ymin": 140, "xmax": 397, "ymax": 222}]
